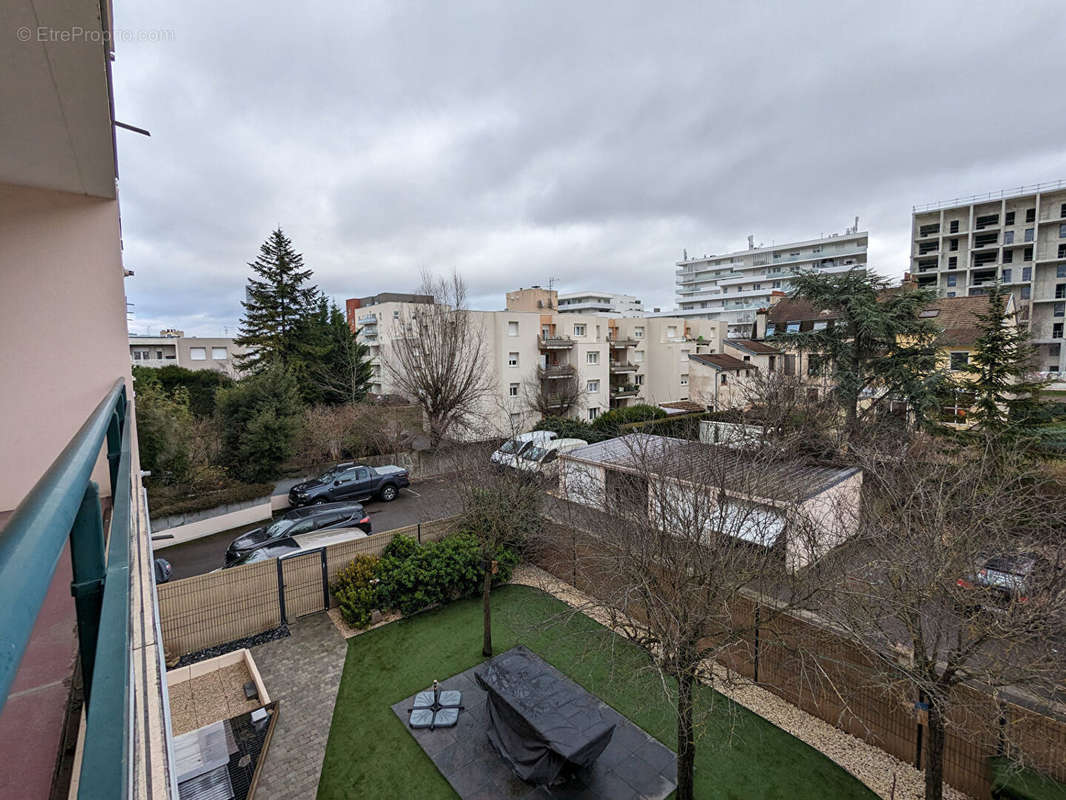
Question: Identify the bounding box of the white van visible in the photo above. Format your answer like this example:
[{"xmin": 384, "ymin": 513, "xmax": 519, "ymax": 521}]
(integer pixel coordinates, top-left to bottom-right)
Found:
[
  {"xmin": 514, "ymin": 438, "xmax": 588, "ymax": 474},
  {"xmin": 490, "ymin": 430, "xmax": 557, "ymax": 468}
]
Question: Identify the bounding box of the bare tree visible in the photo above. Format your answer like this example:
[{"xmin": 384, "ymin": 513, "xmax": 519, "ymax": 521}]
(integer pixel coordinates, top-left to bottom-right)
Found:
[
  {"xmin": 385, "ymin": 269, "xmax": 494, "ymax": 446},
  {"xmin": 821, "ymin": 437, "xmax": 1066, "ymax": 800},
  {"xmin": 523, "ymin": 369, "xmax": 583, "ymax": 420},
  {"xmin": 549, "ymin": 434, "xmax": 847, "ymax": 800}
]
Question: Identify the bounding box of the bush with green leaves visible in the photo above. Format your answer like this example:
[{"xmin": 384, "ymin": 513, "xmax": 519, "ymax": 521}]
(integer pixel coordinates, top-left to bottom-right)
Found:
[
  {"xmin": 533, "ymin": 415, "xmax": 608, "ymax": 443},
  {"xmin": 375, "ymin": 533, "xmax": 517, "ymax": 617},
  {"xmin": 216, "ymin": 366, "xmax": 303, "ymax": 482},
  {"xmin": 135, "ymin": 380, "xmax": 194, "ymax": 484},
  {"xmin": 132, "ymin": 364, "xmax": 234, "ymax": 418},
  {"xmin": 590, "ymin": 403, "xmax": 666, "ymax": 433},
  {"xmin": 330, "ymin": 555, "xmax": 381, "ymax": 629}
]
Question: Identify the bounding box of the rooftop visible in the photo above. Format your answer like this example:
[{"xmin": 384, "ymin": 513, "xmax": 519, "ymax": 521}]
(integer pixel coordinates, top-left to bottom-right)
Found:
[
  {"xmin": 727, "ymin": 339, "xmax": 781, "ymax": 355},
  {"xmin": 689, "ymin": 353, "xmax": 752, "ymax": 371},
  {"xmin": 677, "ymin": 229, "xmax": 868, "ymax": 266},
  {"xmin": 912, "ymin": 178, "xmax": 1066, "ymax": 214},
  {"xmin": 562, "ymin": 434, "xmax": 860, "ymax": 503}
]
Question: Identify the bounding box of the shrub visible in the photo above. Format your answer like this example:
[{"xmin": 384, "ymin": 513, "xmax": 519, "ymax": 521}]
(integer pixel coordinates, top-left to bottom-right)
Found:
[
  {"xmin": 375, "ymin": 533, "xmax": 516, "ymax": 617},
  {"xmin": 533, "ymin": 415, "xmax": 609, "ymax": 443},
  {"xmin": 148, "ymin": 478, "xmax": 274, "ymax": 518},
  {"xmin": 591, "ymin": 404, "xmax": 667, "ymax": 434},
  {"xmin": 330, "ymin": 555, "xmax": 381, "ymax": 629},
  {"xmin": 135, "ymin": 381, "xmax": 194, "ymax": 484},
  {"xmin": 133, "ymin": 364, "xmax": 234, "ymax": 418}
]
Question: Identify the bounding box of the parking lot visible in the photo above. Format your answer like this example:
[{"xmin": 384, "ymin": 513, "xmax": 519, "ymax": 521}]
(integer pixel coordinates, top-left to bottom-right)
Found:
[{"xmin": 157, "ymin": 476, "xmax": 462, "ymax": 580}]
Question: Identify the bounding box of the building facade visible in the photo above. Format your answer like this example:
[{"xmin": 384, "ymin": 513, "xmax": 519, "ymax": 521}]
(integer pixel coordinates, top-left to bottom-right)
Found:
[
  {"xmin": 557, "ymin": 291, "xmax": 645, "ymax": 317},
  {"xmin": 910, "ymin": 180, "xmax": 1066, "ymax": 380},
  {"xmin": 670, "ymin": 227, "xmax": 868, "ymax": 338},
  {"xmin": 347, "ymin": 294, "xmax": 725, "ymax": 434},
  {"xmin": 129, "ymin": 333, "xmax": 245, "ymax": 376}
]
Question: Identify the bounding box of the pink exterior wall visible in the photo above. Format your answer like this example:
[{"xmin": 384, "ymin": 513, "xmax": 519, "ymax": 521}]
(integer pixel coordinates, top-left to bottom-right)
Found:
[{"xmin": 0, "ymin": 183, "xmax": 132, "ymax": 511}]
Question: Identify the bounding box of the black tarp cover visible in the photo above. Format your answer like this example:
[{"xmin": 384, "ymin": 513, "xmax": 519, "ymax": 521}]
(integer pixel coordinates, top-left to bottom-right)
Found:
[{"xmin": 474, "ymin": 646, "xmax": 616, "ymax": 785}]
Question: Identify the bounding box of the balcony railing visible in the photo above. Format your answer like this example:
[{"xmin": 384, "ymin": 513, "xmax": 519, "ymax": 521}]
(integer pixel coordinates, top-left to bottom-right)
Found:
[
  {"xmin": 607, "ymin": 336, "xmax": 638, "ymax": 347},
  {"xmin": 609, "ymin": 361, "xmax": 639, "ymax": 373},
  {"xmin": 0, "ymin": 378, "xmax": 136, "ymax": 798},
  {"xmin": 611, "ymin": 385, "xmax": 640, "ymax": 397},
  {"xmin": 539, "ymin": 364, "xmax": 576, "ymax": 379},
  {"xmin": 538, "ymin": 335, "xmax": 574, "ymax": 349}
]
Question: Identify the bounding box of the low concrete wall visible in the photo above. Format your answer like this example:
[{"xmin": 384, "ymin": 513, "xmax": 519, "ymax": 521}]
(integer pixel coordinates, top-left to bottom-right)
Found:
[
  {"xmin": 152, "ymin": 494, "xmax": 273, "ymax": 532},
  {"xmin": 154, "ymin": 499, "xmax": 273, "ymax": 550}
]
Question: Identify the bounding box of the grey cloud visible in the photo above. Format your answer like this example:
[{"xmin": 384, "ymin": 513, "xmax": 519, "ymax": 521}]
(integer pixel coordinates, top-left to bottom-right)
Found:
[{"xmin": 113, "ymin": 0, "xmax": 1066, "ymax": 334}]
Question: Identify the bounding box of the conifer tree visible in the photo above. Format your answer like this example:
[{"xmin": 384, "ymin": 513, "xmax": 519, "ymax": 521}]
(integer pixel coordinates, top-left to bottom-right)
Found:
[
  {"xmin": 963, "ymin": 281, "xmax": 1046, "ymax": 435},
  {"xmin": 235, "ymin": 228, "xmax": 319, "ymax": 373},
  {"xmin": 296, "ymin": 297, "xmax": 373, "ymax": 405}
]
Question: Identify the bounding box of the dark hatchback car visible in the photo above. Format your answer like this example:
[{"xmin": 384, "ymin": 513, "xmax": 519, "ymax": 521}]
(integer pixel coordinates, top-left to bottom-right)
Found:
[{"xmin": 225, "ymin": 502, "xmax": 370, "ymax": 566}]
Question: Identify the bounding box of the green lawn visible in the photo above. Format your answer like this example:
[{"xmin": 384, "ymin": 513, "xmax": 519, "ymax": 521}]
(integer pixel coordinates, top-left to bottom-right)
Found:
[{"xmin": 317, "ymin": 584, "xmax": 877, "ymax": 800}]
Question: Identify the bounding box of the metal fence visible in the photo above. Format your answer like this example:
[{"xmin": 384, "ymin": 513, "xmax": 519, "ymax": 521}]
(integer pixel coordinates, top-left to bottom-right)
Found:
[{"xmin": 157, "ymin": 517, "xmax": 458, "ymax": 658}]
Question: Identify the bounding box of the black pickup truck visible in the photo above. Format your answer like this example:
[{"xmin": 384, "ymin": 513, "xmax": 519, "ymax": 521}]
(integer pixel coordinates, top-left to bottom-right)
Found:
[{"xmin": 288, "ymin": 463, "xmax": 410, "ymax": 507}]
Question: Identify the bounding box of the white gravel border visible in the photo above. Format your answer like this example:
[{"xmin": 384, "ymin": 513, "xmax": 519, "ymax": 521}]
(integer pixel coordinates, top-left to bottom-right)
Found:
[{"xmin": 510, "ymin": 564, "xmax": 970, "ymax": 800}]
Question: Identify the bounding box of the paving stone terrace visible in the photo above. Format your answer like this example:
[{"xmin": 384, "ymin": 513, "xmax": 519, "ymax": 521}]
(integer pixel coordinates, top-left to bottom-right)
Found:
[{"xmin": 251, "ymin": 613, "xmax": 348, "ymax": 799}]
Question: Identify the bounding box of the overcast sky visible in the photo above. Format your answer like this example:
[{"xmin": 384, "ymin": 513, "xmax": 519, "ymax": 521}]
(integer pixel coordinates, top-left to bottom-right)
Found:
[{"xmin": 113, "ymin": 0, "xmax": 1066, "ymax": 336}]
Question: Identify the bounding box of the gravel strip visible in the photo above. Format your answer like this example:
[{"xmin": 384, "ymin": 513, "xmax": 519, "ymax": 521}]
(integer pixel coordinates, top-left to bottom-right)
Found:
[{"xmin": 510, "ymin": 565, "xmax": 970, "ymax": 800}]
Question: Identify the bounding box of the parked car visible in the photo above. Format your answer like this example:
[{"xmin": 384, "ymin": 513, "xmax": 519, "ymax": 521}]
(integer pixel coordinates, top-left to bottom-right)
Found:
[
  {"xmin": 154, "ymin": 557, "xmax": 172, "ymax": 583},
  {"xmin": 288, "ymin": 463, "xmax": 410, "ymax": 507},
  {"xmin": 223, "ymin": 526, "xmax": 372, "ymax": 570},
  {"xmin": 955, "ymin": 552, "xmax": 1048, "ymax": 607},
  {"xmin": 225, "ymin": 502, "xmax": 371, "ymax": 565},
  {"xmin": 514, "ymin": 437, "xmax": 588, "ymax": 474},
  {"xmin": 287, "ymin": 463, "xmax": 355, "ymax": 498},
  {"xmin": 490, "ymin": 431, "xmax": 557, "ymax": 468}
]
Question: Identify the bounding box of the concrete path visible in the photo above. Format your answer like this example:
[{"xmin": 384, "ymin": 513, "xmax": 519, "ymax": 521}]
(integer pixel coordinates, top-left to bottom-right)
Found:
[{"xmin": 252, "ymin": 613, "xmax": 349, "ymax": 799}]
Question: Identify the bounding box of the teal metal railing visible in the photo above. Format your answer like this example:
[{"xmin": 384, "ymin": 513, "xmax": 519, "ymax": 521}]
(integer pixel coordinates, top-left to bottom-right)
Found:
[{"xmin": 0, "ymin": 379, "xmax": 133, "ymax": 798}]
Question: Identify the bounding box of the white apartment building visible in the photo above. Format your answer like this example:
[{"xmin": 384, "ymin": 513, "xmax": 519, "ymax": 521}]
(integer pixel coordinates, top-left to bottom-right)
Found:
[
  {"xmin": 348, "ymin": 294, "xmax": 725, "ymax": 436},
  {"xmin": 557, "ymin": 291, "xmax": 645, "ymax": 317},
  {"xmin": 669, "ymin": 227, "xmax": 869, "ymax": 338},
  {"xmin": 910, "ymin": 180, "xmax": 1066, "ymax": 380}
]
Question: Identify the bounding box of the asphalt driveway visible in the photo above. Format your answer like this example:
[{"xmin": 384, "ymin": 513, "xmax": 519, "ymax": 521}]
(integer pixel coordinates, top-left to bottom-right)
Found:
[{"xmin": 157, "ymin": 476, "xmax": 461, "ymax": 580}]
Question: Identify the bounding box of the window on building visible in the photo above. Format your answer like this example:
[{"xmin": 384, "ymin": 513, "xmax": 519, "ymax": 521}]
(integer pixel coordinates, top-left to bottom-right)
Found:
[
  {"xmin": 1061, "ymin": 203, "xmax": 1066, "ymax": 218},
  {"xmin": 1051, "ymin": 344, "xmax": 1062, "ymax": 357},
  {"xmin": 766, "ymin": 324, "xmax": 776, "ymax": 336},
  {"xmin": 946, "ymin": 292, "xmax": 956, "ymax": 298},
  {"xmin": 949, "ymin": 238, "xmax": 959, "ymax": 251},
  {"xmin": 633, "ymin": 350, "xmax": 644, "ymax": 363},
  {"xmin": 1005, "ymin": 211, "xmax": 1015, "ymax": 225},
  {"xmin": 1024, "ymin": 246, "xmax": 1034, "ymax": 261},
  {"xmin": 156, "ymin": 350, "xmax": 163, "ymax": 359},
  {"xmin": 1003, "ymin": 231, "xmax": 1014, "ymax": 244},
  {"xmin": 720, "ymin": 373, "xmax": 728, "ymax": 384},
  {"xmin": 132, "ymin": 351, "xmax": 141, "ymax": 360},
  {"xmin": 587, "ymin": 351, "xmax": 599, "ymax": 365},
  {"xmin": 1002, "ymin": 249, "xmax": 1013, "ymax": 263},
  {"xmin": 211, "ymin": 347, "xmax": 227, "ymax": 360},
  {"xmin": 772, "ymin": 280, "xmax": 781, "ymax": 289},
  {"xmin": 586, "ymin": 380, "xmax": 599, "ymax": 393},
  {"xmin": 1058, "ymin": 265, "xmax": 1066, "ymax": 278},
  {"xmin": 767, "ymin": 355, "xmax": 776, "ymax": 372},
  {"xmin": 680, "ymin": 374, "xmax": 689, "ymax": 386},
  {"xmin": 1026, "ymin": 208, "xmax": 1036, "ymax": 223},
  {"xmin": 1055, "ymin": 323, "xmax": 1064, "ymax": 339},
  {"xmin": 633, "ymin": 327, "xmax": 644, "ymax": 338},
  {"xmin": 753, "ymin": 283, "xmax": 762, "ymax": 290},
  {"xmin": 1025, "ymin": 228, "xmax": 1034, "ymax": 242},
  {"xmin": 508, "ymin": 352, "xmax": 519, "ymax": 367},
  {"xmin": 507, "ymin": 321, "xmax": 519, "ymax": 336},
  {"xmin": 1021, "ymin": 286, "xmax": 1031, "ymax": 300},
  {"xmin": 1060, "ymin": 224, "xmax": 1066, "ymax": 238},
  {"xmin": 947, "ymin": 274, "xmax": 957, "ymax": 287},
  {"xmin": 667, "ymin": 325, "xmax": 677, "ymax": 338},
  {"xmin": 1001, "ymin": 268, "xmax": 1012, "ymax": 283},
  {"xmin": 190, "ymin": 347, "xmax": 207, "ymax": 360},
  {"xmin": 1057, "ymin": 284, "xmax": 1066, "ymax": 299},
  {"xmin": 1056, "ymin": 303, "xmax": 1066, "ymax": 318},
  {"xmin": 948, "ymin": 256, "xmax": 958, "ymax": 268},
  {"xmin": 588, "ymin": 407, "xmax": 599, "ymax": 421},
  {"xmin": 1059, "ymin": 245, "xmax": 1066, "ymax": 259},
  {"xmin": 634, "ymin": 374, "xmax": 644, "ymax": 386},
  {"xmin": 573, "ymin": 324, "xmax": 586, "ymax": 337},
  {"xmin": 783, "ymin": 354, "xmax": 796, "ymax": 376},
  {"xmin": 508, "ymin": 383, "xmax": 519, "ymax": 397},
  {"xmin": 785, "ymin": 320, "xmax": 800, "ymax": 333},
  {"xmin": 949, "ymin": 220, "xmax": 960, "ymax": 233},
  {"xmin": 950, "ymin": 351, "xmax": 969, "ymax": 371},
  {"xmin": 1023, "ymin": 266, "xmax": 1033, "ymax": 281}
]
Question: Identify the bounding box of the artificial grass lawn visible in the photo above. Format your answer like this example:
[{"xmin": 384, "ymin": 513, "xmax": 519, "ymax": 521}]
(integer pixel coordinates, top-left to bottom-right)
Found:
[{"xmin": 317, "ymin": 584, "xmax": 877, "ymax": 800}]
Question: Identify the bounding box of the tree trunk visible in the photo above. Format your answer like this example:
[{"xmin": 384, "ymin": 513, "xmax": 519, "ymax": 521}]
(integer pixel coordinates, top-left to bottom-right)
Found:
[
  {"xmin": 675, "ymin": 664, "xmax": 697, "ymax": 800},
  {"xmin": 481, "ymin": 557, "xmax": 493, "ymax": 657},
  {"xmin": 923, "ymin": 701, "xmax": 945, "ymax": 800}
]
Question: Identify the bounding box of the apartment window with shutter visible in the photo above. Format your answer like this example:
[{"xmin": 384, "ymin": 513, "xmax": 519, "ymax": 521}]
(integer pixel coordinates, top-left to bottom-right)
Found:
[
  {"xmin": 211, "ymin": 347, "xmax": 227, "ymax": 360},
  {"xmin": 508, "ymin": 352, "xmax": 519, "ymax": 367},
  {"xmin": 190, "ymin": 347, "xmax": 207, "ymax": 360},
  {"xmin": 508, "ymin": 321, "xmax": 519, "ymax": 336}
]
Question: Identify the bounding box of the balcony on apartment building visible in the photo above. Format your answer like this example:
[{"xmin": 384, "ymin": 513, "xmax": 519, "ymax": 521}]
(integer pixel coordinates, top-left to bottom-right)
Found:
[
  {"xmin": 606, "ymin": 335, "xmax": 638, "ymax": 348},
  {"xmin": 917, "ymin": 240, "xmax": 940, "ymax": 255},
  {"xmin": 0, "ymin": 379, "xmax": 167, "ymax": 797},
  {"xmin": 357, "ymin": 312, "xmax": 377, "ymax": 325},
  {"xmin": 538, "ymin": 335, "xmax": 575, "ymax": 349},
  {"xmin": 917, "ymin": 223, "xmax": 941, "ymax": 238},
  {"xmin": 974, "ymin": 213, "xmax": 1000, "ymax": 231},
  {"xmin": 609, "ymin": 360, "xmax": 639, "ymax": 373},
  {"xmin": 538, "ymin": 364, "xmax": 577, "ymax": 379}
]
